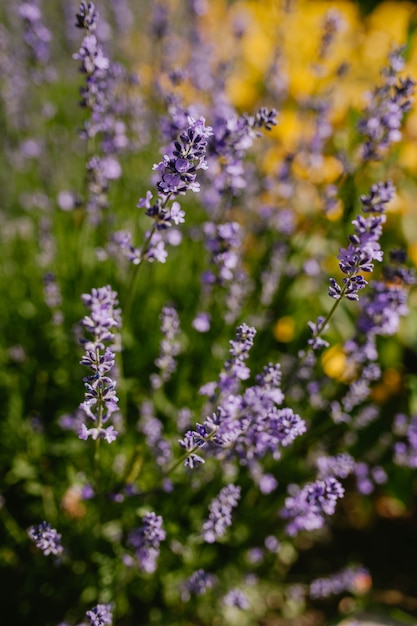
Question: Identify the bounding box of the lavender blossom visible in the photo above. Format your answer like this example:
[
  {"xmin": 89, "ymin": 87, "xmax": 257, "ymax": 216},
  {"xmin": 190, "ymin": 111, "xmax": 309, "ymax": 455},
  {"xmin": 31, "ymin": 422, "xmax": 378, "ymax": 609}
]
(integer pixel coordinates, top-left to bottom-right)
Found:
[
  {"xmin": 281, "ymin": 477, "xmax": 345, "ymax": 536},
  {"xmin": 138, "ymin": 402, "xmax": 172, "ymax": 468},
  {"xmin": 310, "ymin": 566, "xmax": 370, "ymax": 599},
  {"xmin": 202, "ymin": 484, "xmax": 241, "ymax": 543},
  {"xmin": 394, "ymin": 413, "xmax": 417, "ymax": 468},
  {"xmin": 28, "ymin": 521, "xmax": 63, "ymax": 556},
  {"xmin": 125, "ymin": 116, "xmax": 213, "ymax": 264},
  {"xmin": 192, "ymin": 326, "xmax": 305, "ymax": 471},
  {"xmin": 358, "ymin": 47, "xmax": 414, "ymax": 160},
  {"xmin": 182, "ymin": 569, "xmax": 215, "ymax": 600},
  {"xmin": 178, "ymin": 428, "xmax": 209, "ymax": 469},
  {"xmin": 318, "ymin": 9, "xmax": 345, "ymax": 60},
  {"xmin": 329, "ymin": 181, "xmax": 394, "ymax": 302},
  {"xmin": 316, "ymin": 453, "xmax": 356, "ymax": 479},
  {"xmin": 74, "ymin": 2, "xmax": 126, "ymax": 223},
  {"xmin": 127, "ymin": 512, "xmax": 166, "ymax": 573},
  {"xmin": 219, "ymin": 323, "xmax": 256, "ymax": 393},
  {"xmin": 85, "ymin": 603, "xmax": 113, "ymax": 626},
  {"xmin": 223, "ymin": 588, "xmax": 249, "ymax": 609},
  {"xmin": 74, "ymin": 3, "xmax": 110, "ymax": 137},
  {"xmin": 78, "ymin": 285, "xmax": 122, "ymax": 443},
  {"xmin": 151, "ymin": 306, "xmax": 181, "ymax": 389},
  {"xmin": 19, "ymin": 1, "xmax": 52, "ymax": 76}
]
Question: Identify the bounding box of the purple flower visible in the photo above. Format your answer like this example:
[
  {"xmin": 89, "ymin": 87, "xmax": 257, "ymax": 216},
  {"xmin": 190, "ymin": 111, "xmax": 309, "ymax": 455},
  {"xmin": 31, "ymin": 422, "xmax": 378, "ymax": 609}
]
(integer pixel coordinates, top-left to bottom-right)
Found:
[
  {"xmin": 394, "ymin": 414, "xmax": 417, "ymax": 468},
  {"xmin": 78, "ymin": 286, "xmax": 122, "ymax": 443},
  {"xmin": 358, "ymin": 47, "xmax": 414, "ymax": 160},
  {"xmin": 223, "ymin": 588, "xmax": 249, "ymax": 609},
  {"xmin": 179, "ymin": 430, "xmax": 204, "ymax": 465},
  {"xmin": 202, "ymin": 484, "xmax": 241, "ymax": 543},
  {"xmin": 151, "ymin": 306, "xmax": 181, "ymax": 389},
  {"xmin": 28, "ymin": 521, "xmax": 63, "ymax": 556},
  {"xmin": 138, "ymin": 403, "xmax": 172, "ymax": 468},
  {"xmin": 219, "ymin": 323, "xmax": 256, "ymax": 393},
  {"xmin": 318, "ymin": 9, "xmax": 345, "ymax": 59},
  {"xmin": 74, "ymin": 3, "xmax": 127, "ymax": 223},
  {"xmin": 310, "ymin": 566, "xmax": 370, "ymax": 599},
  {"xmin": 329, "ymin": 181, "xmax": 393, "ymax": 302},
  {"xmin": 360, "ymin": 180, "xmax": 395, "ymax": 213},
  {"xmin": 182, "ymin": 569, "xmax": 215, "ymax": 600},
  {"xmin": 19, "ymin": 1, "xmax": 52, "ymax": 71},
  {"xmin": 192, "ymin": 312, "xmax": 211, "ymax": 332},
  {"xmin": 75, "ymin": 2, "xmax": 98, "ymax": 31},
  {"xmin": 127, "ymin": 512, "xmax": 166, "ymax": 573},
  {"xmin": 317, "ymin": 453, "xmax": 356, "ymax": 479},
  {"xmin": 281, "ymin": 477, "xmax": 345, "ymax": 536},
  {"xmin": 85, "ymin": 603, "xmax": 113, "ymax": 626},
  {"xmin": 122, "ymin": 116, "xmax": 213, "ymax": 265}
]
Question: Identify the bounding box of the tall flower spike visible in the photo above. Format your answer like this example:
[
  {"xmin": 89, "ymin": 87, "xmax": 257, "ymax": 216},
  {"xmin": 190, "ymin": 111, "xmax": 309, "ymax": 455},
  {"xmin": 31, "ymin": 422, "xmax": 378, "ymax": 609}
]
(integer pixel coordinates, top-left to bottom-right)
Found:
[
  {"xmin": 78, "ymin": 285, "xmax": 122, "ymax": 443},
  {"xmin": 74, "ymin": 2, "xmax": 125, "ymax": 223},
  {"xmin": 128, "ymin": 116, "xmax": 213, "ymax": 264},
  {"xmin": 127, "ymin": 511, "xmax": 166, "ymax": 573},
  {"xmin": 182, "ymin": 569, "xmax": 216, "ymax": 600},
  {"xmin": 28, "ymin": 521, "xmax": 63, "ymax": 556},
  {"xmin": 358, "ymin": 46, "xmax": 415, "ymax": 160},
  {"xmin": 329, "ymin": 180, "xmax": 394, "ymax": 302},
  {"xmin": 281, "ymin": 477, "xmax": 345, "ymax": 536},
  {"xmin": 202, "ymin": 484, "xmax": 241, "ymax": 543},
  {"xmin": 85, "ymin": 603, "xmax": 113, "ymax": 626},
  {"xmin": 150, "ymin": 306, "xmax": 181, "ymax": 389},
  {"xmin": 310, "ymin": 566, "xmax": 371, "ymax": 599}
]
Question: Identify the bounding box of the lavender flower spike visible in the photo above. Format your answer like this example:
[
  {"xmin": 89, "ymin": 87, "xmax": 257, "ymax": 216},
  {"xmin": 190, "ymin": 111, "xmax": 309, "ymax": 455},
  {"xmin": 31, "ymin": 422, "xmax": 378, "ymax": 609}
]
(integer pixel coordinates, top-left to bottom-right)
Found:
[
  {"xmin": 281, "ymin": 477, "xmax": 344, "ymax": 536},
  {"xmin": 127, "ymin": 512, "xmax": 166, "ymax": 573},
  {"xmin": 85, "ymin": 603, "xmax": 113, "ymax": 626},
  {"xmin": 78, "ymin": 285, "xmax": 122, "ymax": 443},
  {"xmin": 182, "ymin": 569, "xmax": 216, "ymax": 600},
  {"xmin": 202, "ymin": 484, "xmax": 241, "ymax": 543},
  {"xmin": 329, "ymin": 181, "xmax": 394, "ymax": 302},
  {"xmin": 28, "ymin": 521, "xmax": 63, "ymax": 556}
]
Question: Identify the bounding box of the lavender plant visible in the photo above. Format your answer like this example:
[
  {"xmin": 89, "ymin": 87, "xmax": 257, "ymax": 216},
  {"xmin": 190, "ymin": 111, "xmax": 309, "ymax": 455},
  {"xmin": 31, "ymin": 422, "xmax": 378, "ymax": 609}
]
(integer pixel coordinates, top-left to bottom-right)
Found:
[{"xmin": 1, "ymin": 2, "xmax": 417, "ymax": 626}]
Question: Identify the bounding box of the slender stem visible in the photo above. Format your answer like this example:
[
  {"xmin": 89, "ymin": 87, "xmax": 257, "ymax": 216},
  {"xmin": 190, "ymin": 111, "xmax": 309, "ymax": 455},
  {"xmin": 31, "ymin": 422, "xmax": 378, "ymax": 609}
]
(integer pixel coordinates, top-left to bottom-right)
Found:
[
  {"xmin": 122, "ymin": 192, "xmax": 172, "ymax": 318},
  {"xmin": 163, "ymin": 428, "xmax": 219, "ymax": 477},
  {"xmin": 94, "ymin": 437, "xmax": 101, "ymax": 489},
  {"xmin": 123, "ymin": 224, "xmax": 156, "ymax": 319},
  {"xmin": 283, "ymin": 279, "xmax": 349, "ymax": 394}
]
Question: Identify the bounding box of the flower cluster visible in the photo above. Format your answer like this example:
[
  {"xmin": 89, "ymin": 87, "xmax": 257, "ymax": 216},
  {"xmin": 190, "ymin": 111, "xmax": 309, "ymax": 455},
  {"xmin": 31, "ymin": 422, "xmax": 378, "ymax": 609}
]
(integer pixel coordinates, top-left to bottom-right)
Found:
[
  {"xmin": 74, "ymin": 2, "xmax": 109, "ymax": 137},
  {"xmin": 329, "ymin": 180, "xmax": 395, "ymax": 302},
  {"xmin": 394, "ymin": 413, "xmax": 417, "ymax": 468},
  {"xmin": 223, "ymin": 588, "xmax": 249, "ymax": 609},
  {"xmin": 74, "ymin": 2, "xmax": 126, "ymax": 222},
  {"xmin": 219, "ymin": 322, "xmax": 256, "ymax": 393},
  {"xmin": 310, "ymin": 566, "xmax": 371, "ymax": 599},
  {"xmin": 85, "ymin": 603, "xmax": 113, "ymax": 626},
  {"xmin": 28, "ymin": 521, "xmax": 63, "ymax": 556},
  {"xmin": 138, "ymin": 402, "xmax": 172, "ymax": 469},
  {"xmin": 19, "ymin": 2, "xmax": 52, "ymax": 73},
  {"xmin": 281, "ymin": 477, "xmax": 345, "ymax": 536},
  {"xmin": 358, "ymin": 47, "xmax": 415, "ymax": 160},
  {"xmin": 202, "ymin": 484, "xmax": 241, "ymax": 543},
  {"xmin": 182, "ymin": 569, "xmax": 216, "ymax": 600},
  {"xmin": 151, "ymin": 306, "xmax": 181, "ymax": 389},
  {"xmin": 116, "ymin": 116, "xmax": 213, "ymax": 265},
  {"xmin": 316, "ymin": 453, "xmax": 356, "ymax": 479},
  {"xmin": 127, "ymin": 512, "xmax": 166, "ymax": 573},
  {"xmin": 78, "ymin": 285, "xmax": 122, "ymax": 443},
  {"xmin": 183, "ymin": 327, "xmax": 305, "ymax": 475}
]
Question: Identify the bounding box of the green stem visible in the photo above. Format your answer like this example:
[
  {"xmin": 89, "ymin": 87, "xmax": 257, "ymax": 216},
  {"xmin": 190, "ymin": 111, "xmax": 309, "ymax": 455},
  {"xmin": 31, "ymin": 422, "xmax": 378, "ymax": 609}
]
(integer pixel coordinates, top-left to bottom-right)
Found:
[
  {"xmin": 283, "ymin": 278, "xmax": 349, "ymax": 394},
  {"xmin": 122, "ymin": 192, "xmax": 172, "ymax": 319},
  {"xmin": 163, "ymin": 428, "xmax": 219, "ymax": 477}
]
